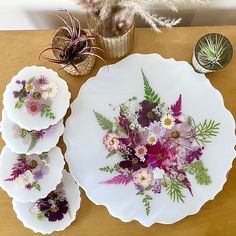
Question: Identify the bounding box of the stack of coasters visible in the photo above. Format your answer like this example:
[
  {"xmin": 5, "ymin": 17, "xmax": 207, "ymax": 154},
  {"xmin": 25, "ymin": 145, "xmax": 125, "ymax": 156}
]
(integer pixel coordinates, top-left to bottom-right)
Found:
[{"xmin": 0, "ymin": 66, "xmax": 80, "ymax": 234}]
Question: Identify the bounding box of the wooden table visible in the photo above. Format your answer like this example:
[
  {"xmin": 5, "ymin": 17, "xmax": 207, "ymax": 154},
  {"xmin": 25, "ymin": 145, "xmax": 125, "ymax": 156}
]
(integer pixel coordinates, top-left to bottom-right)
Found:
[{"xmin": 0, "ymin": 27, "xmax": 235, "ymax": 236}]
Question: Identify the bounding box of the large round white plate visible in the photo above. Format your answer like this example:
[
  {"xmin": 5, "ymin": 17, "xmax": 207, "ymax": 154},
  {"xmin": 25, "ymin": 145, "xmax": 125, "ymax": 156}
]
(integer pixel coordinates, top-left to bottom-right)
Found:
[
  {"xmin": 3, "ymin": 66, "xmax": 71, "ymax": 131},
  {"xmin": 12, "ymin": 170, "xmax": 81, "ymax": 234},
  {"xmin": 64, "ymin": 54, "xmax": 235, "ymax": 226}
]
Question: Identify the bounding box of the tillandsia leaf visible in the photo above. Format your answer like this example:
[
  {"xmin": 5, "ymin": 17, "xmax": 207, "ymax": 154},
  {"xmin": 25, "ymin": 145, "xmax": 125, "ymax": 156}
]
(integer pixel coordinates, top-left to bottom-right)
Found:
[
  {"xmin": 192, "ymin": 119, "xmax": 220, "ymax": 146},
  {"xmin": 27, "ymin": 132, "xmax": 38, "ymax": 152},
  {"xmin": 165, "ymin": 179, "xmax": 186, "ymax": 203},
  {"xmin": 141, "ymin": 68, "xmax": 161, "ymax": 105},
  {"xmin": 94, "ymin": 111, "xmax": 113, "ymax": 132},
  {"xmin": 82, "ymin": 52, "xmax": 107, "ymax": 66},
  {"xmin": 187, "ymin": 160, "xmax": 212, "ymax": 185}
]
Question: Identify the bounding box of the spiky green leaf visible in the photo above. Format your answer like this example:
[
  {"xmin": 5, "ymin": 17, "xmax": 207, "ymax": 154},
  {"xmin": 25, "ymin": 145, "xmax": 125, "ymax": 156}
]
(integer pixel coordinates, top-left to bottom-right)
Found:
[
  {"xmin": 165, "ymin": 179, "xmax": 186, "ymax": 203},
  {"xmin": 141, "ymin": 69, "xmax": 161, "ymax": 105},
  {"xmin": 94, "ymin": 111, "xmax": 113, "ymax": 132},
  {"xmin": 41, "ymin": 104, "xmax": 56, "ymax": 120},
  {"xmin": 192, "ymin": 119, "xmax": 220, "ymax": 145}
]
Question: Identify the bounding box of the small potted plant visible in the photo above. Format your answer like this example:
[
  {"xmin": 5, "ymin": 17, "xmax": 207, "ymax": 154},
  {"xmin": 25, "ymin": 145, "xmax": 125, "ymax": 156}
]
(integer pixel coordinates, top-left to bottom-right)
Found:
[
  {"xmin": 192, "ymin": 33, "xmax": 233, "ymax": 73},
  {"xmin": 40, "ymin": 10, "xmax": 105, "ymax": 76}
]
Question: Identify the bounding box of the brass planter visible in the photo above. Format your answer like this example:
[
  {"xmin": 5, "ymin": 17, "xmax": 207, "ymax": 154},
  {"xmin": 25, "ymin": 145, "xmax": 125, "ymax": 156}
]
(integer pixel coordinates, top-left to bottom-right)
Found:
[
  {"xmin": 87, "ymin": 14, "xmax": 135, "ymax": 60},
  {"xmin": 52, "ymin": 28, "xmax": 95, "ymax": 76}
]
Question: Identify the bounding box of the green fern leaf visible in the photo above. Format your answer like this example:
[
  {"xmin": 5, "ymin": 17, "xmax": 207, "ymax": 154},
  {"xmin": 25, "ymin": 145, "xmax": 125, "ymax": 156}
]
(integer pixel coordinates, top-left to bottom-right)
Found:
[
  {"xmin": 192, "ymin": 119, "xmax": 220, "ymax": 145},
  {"xmin": 141, "ymin": 69, "xmax": 161, "ymax": 105},
  {"xmin": 187, "ymin": 160, "xmax": 211, "ymax": 185},
  {"xmin": 165, "ymin": 179, "xmax": 186, "ymax": 203},
  {"xmin": 94, "ymin": 111, "xmax": 113, "ymax": 132},
  {"xmin": 41, "ymin": 104, "xmax": 56, "ymax": 120},
  {"xmin": 27, "ymin": 132, "xmax": 38, "ymax": 152}
]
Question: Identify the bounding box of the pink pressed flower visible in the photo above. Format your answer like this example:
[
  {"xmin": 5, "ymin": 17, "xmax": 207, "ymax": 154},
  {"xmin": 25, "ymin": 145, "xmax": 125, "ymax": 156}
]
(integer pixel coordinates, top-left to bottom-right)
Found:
[
  {"xmin": 103, "ymin": 133, "xmax": 120, "ymax": 151},
  {"xmin": 132, "ymin": 168, "xmax": 153, "ymax": 189},
  {"xmin": 26, "ymin": 101, "xmax": 42, "ymax": 116},
  {"xmin": 165, "ymin": 122, "xmax": 194, "ymax": 147},
  {"xmin": 148, "ymin": 121, "xmax": 166, "ymax": 139},
  {"xmin": 135, "ymin": 145, "xmax": 147, "ymax": 160}
]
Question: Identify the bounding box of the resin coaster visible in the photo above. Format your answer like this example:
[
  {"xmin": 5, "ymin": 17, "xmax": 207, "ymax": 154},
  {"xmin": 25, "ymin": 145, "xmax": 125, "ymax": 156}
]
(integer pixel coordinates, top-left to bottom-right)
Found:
[
  {"xmin": 64, "ymin": 53, "xmax": 235, "ymax": 226},
  {"xmin": 12, "ymin": 170, "xmax": 80, "ymax": 234},
  {"xmin": 0, "ymin": 146, "xmax": 65, "ymax": 202},
  {"xmin": 1, "ymin": 110, "xmax": 64, "ymax": 155},
  {"xmin": 3, "ymin": 66, "xmax": 71, "ymax": 131}
]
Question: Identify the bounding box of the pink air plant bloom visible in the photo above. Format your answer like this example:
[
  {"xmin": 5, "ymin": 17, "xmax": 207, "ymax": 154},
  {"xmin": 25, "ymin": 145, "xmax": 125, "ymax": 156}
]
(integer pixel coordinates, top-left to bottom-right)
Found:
[
  {"xmin": 132, "ymin": 168, "xmax": 153, "ymax": 189},
  {"xmin": 103, "ymin": 133, "xmax": 120, "ymax": 151},
  {"xmin": 26, "ymin": 101, "xmax": 42, "ymax": 116}
]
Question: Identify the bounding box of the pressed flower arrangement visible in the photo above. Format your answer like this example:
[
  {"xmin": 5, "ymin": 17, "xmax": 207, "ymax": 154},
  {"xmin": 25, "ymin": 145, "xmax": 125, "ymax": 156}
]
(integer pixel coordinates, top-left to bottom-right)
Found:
[
  {"xmin": 13, "ymin": 124, "xmax": 56, "ymax": 152},
  {"xmin": 40, "ymin": 10, "xmax": 105, "ymax": 76},
  {"xmin": 30, "ymin": 183, "xmax": 69, "ymax": 222},
  {"xmin": 94, "ymin": 69, "xmax": 220, "ymax": 215},
  {"xmin": 13, "ymin": 76, "xmax": 57, "ymax": 119},
  {"xmin": 5, "ymin": 153, "xmax": 49, "ymax": 191}
]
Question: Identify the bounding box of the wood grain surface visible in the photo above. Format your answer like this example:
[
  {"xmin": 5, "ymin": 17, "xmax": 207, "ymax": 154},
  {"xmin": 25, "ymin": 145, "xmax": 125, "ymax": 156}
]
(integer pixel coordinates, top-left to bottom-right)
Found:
[{"xmin": 0, "ymin": 27, "xmax": 235, "ymax": 236}]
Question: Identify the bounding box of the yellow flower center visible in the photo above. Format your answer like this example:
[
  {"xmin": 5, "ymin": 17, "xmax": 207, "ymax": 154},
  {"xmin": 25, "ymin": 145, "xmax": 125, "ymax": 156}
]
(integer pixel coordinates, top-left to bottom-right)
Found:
[
  {"xmin": 149, "ymin": 137, "xmax": 156, "ymax": 143},
  {"xmin": 26, "ymin": 84, "xmax": 33, "ymax": 91},
  {"xmin": 50, "ymin": 206, "xmax": 59, "ymax": 213},
  {"xmin": 147, "ymin": 111, "xmax": 154, "ymax": 119},
  {"xmin": 164, "ymin": 118, "xmax": 172, "ymax": 126},
  {"xmin": 132, "ymin": 158, "xmax": 139, "ymax": 164},
  {"xmin": 172, "ymin": 131, "xmax": 180, "ymax": 139}
]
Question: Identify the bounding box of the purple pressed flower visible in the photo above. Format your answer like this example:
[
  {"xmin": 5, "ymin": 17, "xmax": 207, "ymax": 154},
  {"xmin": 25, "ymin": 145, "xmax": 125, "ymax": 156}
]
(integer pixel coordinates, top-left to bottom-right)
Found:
[
  {"xmin": 137, "ymin": 100, "xmax": 160, "ymax": 127},
  {"xmin": 36, "ymin": 75, "xmax": 48, "ymax": 85},
  {"xmin": 185, "ymin": 147, "xmax": 204, "ymax": 164},
  {"xmin": 153, "ymin": 182, "xmax": 162, "ymax": 194},
  {"xmin": 36, "ymin": 130, "xmax": 45, "ymax": 139},
  {"xmin": 165, "ymin": 122, "xmax": 194, "ymax": 147},
  {"xmin": 119, "ymin": 145, "xmax": 147, "ymax": 171},
  {"xmin": 13, "ymin": 91, "xmax": 20, "ymax": 98},
  {"xmin": 36, "ymin": 191, "xmax": 69, "ymax": 222}
]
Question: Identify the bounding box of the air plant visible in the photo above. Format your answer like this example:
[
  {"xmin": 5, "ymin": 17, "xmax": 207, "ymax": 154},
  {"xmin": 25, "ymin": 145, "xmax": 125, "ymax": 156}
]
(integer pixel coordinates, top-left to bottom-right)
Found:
[
  {"xmin": 77, "ymin": 0, "xmax": 209, "ymax": 35},
  {"xmin": 40, "ymin": 10, "xmax": 105, "ymax": 73},
  {"xmin": 196, "ymin": 33, "xmax": 233, "ymax": 69}
]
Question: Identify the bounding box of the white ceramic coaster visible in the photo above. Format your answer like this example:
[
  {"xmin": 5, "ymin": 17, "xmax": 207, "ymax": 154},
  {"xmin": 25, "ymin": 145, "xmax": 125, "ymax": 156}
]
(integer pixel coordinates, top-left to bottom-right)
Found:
[
  {"xmin": 0, "ymin": 146, "xmax": 65, "ymax": 202},
  {"xmin": 1, "ymin": 110, "xmax": 64, "ymax": 155},
  {"xmin": 3, "ymin": 66, "xmax": 71, "ymax": 131},
  {"xmin": 12, "ymin": 170, "xmax": 80, "ymax": 235}
]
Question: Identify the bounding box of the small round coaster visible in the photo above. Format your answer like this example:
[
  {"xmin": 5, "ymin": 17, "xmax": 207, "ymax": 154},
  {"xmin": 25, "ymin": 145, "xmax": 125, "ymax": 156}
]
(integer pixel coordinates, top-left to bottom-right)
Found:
[
  {"xmin": 0, "ymin": 146, "xmax": 65, "ymax": 202},
  {"xmin": 1, "ymin": 110, "xmax": 64, "ymax": 155},
  {"xmin": 12, "ymin": 170, "xmax": 80, "ymax": 235},
  {"xmin": 3, "ymin": 66, "xmax": 71, "ymax": 131}
]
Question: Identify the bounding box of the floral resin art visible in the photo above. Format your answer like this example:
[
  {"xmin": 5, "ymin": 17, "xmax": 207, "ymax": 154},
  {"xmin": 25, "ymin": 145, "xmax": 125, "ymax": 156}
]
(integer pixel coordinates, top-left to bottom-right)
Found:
[
  {"xmin": 13, "ymin": 75, "xmax": 57, "ymax": 119},
  {"xmin": 30, "ymin": 183, "xmax": 69, "ymax": 222},
  {"xmin": 5, "ymin": 153, "xmax": 49, "ymax": 191},
  {"xmin": 95, "ymin": 69, "xmax": 220, "ymax": 215}
]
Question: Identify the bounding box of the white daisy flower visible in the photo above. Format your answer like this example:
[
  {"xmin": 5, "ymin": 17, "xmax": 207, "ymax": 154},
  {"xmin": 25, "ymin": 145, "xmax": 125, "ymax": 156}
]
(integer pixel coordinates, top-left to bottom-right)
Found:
[
  {"xmin": 160, "ymin": 114, "xmax": 175, "ymax": 129},
  {"xmin": 15, "ymin": 170, "xmax": 35, "ymax": 188},
  {"xmin": 41, "ymin": 82, "xmax": 58, "ymax": 100},
  {"xmin": 153, "ymin": 167, "xmax": 165, "ymax": 180},
  {"xmin": 147, "ymin": 133, "xmax": 158, "ymax": 145},
  {"xmin": 25, "ymin": 83, "xmax": 35, "ymax": 93}
]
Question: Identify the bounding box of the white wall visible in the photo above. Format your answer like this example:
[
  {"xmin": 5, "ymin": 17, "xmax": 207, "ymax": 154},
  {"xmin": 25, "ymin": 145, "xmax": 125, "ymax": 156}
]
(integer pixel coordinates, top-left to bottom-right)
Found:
[{"xmin": 0, "ymin": 0, "xmax": 236, "ymax": 30}]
